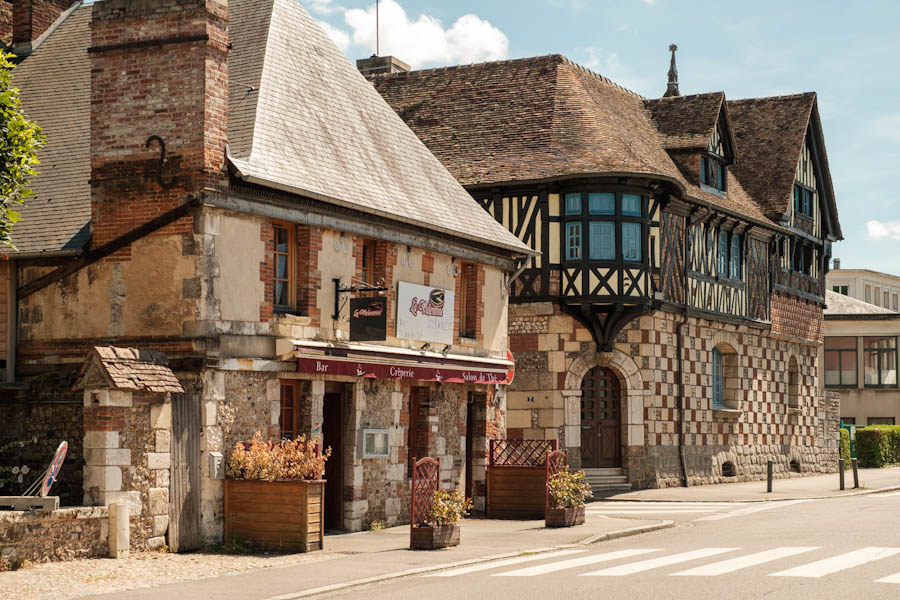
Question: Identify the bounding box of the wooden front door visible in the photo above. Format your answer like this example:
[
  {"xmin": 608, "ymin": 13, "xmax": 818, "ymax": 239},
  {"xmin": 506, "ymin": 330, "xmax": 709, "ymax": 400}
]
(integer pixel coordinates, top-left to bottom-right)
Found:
[
  {"xmin": 580, "ymin": 367, "xmax": 622, "ymax": 468},
  {"xmin": 169, "ymin": 393, "xmax": 201, "ymax": 552},
  {"xmin": 322, "ymin": 392, "xmax": 343, "ymax": 531}
]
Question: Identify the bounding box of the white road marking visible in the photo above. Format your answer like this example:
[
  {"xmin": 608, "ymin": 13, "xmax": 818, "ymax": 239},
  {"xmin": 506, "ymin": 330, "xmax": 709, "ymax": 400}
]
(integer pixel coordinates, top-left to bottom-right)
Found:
[
  {"xmin": 875, "ymin": 571, "xmax": 900, "ymax": 584},
  {"xmin": 591, "ymin": 502, "xmax": 746, "ymax": 507},
  {"xmin": 770, "ymin": 547, "xmax": 900, "ymax": 578},
  {"xmin": 671, "ymin": 547, "xmax": 819, "ymax": 576},
  {"xmin": 693, "ymin": 499, "xmax": 813, "ymax": 521},
  {"xmin": 588, "ymin": 509, "xmax": 720, "ymax": 514},
  {"xmin": 494, "ymin": 548, "xmax": 660, "ymax": 577},
  {"xmin": 582, "ymin": 548, "xmax": 739, "ymax": 576},
  {"xmin": 424, "ymin": 549, "xmax": 587, "ymax": 577}
]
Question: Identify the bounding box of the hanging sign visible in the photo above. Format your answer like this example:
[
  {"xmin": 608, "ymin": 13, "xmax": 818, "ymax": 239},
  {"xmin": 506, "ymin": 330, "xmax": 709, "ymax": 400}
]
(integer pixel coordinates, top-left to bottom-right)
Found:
[
  {"xmin": 349, "ymin": 296, "xmax": 388, "ymax": 341},
  {"xmin": 396, "ymin": 282, "xmax": 455, "ymax": 345},
  {"xmin": 40, "ymin": 441, "xmax": 68, "ymax": 497}
]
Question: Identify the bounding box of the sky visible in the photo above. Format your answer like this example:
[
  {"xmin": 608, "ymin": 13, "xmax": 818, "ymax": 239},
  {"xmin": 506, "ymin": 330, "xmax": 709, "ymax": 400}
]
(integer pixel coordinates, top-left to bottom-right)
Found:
[{"xmin": 308, "ymin": 0, "xmax": 900, "ymax": 275}]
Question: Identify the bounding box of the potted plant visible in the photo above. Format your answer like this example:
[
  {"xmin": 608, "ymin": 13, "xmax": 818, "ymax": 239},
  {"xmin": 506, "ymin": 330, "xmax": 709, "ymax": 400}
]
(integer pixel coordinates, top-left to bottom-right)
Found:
[
  {"xmin": 410, "ymin": 488, "xmax": 472, "ymax": 549},
  {"xmin": 225, "ymin": 432, "xmax": 331, "ymax": 552},
  {"xmin": 545, "ymin": 466, "xmax": 591, "ymax": 527}
]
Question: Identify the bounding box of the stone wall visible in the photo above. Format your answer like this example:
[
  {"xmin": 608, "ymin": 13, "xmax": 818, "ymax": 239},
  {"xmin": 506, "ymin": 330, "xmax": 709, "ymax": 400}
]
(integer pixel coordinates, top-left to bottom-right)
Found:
[
  {"xmin": 0, "ymin": 507, "xmax": 108, "ymax": 564},
  {"xmin": 507, "ymin": 301, "xmax": 838, "ymax": 488}
]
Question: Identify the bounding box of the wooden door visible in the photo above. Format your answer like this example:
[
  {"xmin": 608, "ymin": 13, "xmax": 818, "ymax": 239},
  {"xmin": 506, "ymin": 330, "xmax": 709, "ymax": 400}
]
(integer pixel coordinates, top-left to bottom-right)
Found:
[
  {"xmin": 465, "ymin": 394, "xmax": 484, "ymax": 500},
  {"xmin": 169, "ymin": 393, "xmax": 201, "ymax": 552},
  {"xmin": 322, "ymin": 392, "xmax": 343, "ymax": 531},
  {"xmin": 580, "ymin": 367, "xmax": 622, "ymax": 468}
]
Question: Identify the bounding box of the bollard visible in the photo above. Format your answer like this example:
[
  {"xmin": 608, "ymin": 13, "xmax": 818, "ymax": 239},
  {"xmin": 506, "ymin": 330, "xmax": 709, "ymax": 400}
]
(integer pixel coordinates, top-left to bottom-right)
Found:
[
  {"xmin": 852, "ymin": 458, "xmax": 859, "ymax": 489},
  {"xmin": 109, "ymin": 503, "xmax": 130, "ymax": 559},
  {"xmin": 839, "ymin": 459, "xmax": 845, "ymax": 490},
  {"xmin": 767, "ymin": 460, "xmax": 773, "ymax": 493}
]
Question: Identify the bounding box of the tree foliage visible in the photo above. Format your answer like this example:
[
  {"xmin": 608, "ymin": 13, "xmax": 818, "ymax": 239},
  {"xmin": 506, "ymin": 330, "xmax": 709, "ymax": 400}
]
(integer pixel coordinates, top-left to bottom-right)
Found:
[{"xmin": 0, "ymin": 50, "xmax": 45, "ymax": 249}]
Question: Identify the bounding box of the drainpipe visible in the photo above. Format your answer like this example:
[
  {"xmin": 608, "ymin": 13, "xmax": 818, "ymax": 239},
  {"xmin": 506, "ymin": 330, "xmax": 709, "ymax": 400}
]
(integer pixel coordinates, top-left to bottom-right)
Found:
[{"xmin": 675, "ymin": 210, "xmax": 696, "ymax": 488}]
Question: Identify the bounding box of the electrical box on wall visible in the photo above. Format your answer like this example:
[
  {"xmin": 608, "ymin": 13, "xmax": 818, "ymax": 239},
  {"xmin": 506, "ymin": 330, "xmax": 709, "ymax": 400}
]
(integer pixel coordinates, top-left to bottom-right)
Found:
[{"xmin": 208, "ymin": 451, "xmax": 224, "ymax": 479}]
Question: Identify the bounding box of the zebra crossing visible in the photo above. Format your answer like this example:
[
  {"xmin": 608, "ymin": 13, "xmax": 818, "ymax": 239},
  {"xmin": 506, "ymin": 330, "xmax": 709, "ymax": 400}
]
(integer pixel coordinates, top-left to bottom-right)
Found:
[
  {"xmin": 424, "ymin": 546, "xmax": 900, "ymax": 583},
  {"xmin": 585, "ymin": 499, "xmax": 812, "ymax": 521}
]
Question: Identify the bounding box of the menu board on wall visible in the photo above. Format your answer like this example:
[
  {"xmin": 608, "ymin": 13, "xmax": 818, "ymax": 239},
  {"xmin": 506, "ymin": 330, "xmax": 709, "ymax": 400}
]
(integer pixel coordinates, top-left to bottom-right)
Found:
[{"xmin": 396, "ymin": 281, "xmax": 455, "ymax": 345}]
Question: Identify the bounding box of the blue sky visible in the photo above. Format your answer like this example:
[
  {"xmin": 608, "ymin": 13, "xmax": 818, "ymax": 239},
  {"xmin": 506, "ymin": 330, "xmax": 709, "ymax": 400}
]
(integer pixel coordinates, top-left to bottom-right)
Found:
[{"xmin": 309, "ymin": 0, "xmax": 900, "ymax": 275}]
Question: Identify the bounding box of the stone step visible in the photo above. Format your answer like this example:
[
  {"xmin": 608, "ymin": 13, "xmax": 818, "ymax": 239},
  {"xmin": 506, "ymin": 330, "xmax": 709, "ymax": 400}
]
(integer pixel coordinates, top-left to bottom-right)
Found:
[
  {"xmin": 585, "ymin": 475, "xmax": 629, "ymax": 484},
  {"xmin": 583, "ymin": 468, "xmax": 625, "ymax": 476},
  {"xmin": 587, "ymin": 482, "xmax": 633, "ymax": 492}
]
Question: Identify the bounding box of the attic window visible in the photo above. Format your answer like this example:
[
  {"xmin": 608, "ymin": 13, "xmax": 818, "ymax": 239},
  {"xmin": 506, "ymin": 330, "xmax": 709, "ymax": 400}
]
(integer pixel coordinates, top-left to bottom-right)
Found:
[
  {"xmin": 700, "ymin": 156, "xmax": 727, "ymax": 193},
  {"xmin": 794, "ymin": 184, "xmax": 814, "ymax": 217}
]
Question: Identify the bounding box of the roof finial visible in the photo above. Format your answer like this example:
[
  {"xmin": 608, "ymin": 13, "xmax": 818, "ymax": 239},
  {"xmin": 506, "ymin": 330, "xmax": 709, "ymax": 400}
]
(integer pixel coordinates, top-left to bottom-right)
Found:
[{"xmin": 664, "ymin": 43, "xmax": 680, "ymax": 97}]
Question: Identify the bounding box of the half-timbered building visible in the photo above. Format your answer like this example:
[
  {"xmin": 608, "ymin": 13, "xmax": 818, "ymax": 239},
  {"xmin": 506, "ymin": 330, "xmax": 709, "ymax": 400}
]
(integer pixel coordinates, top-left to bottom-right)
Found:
[{"xmin": 371, "ymin": 50, "xmax": 843, "ymax": 489}]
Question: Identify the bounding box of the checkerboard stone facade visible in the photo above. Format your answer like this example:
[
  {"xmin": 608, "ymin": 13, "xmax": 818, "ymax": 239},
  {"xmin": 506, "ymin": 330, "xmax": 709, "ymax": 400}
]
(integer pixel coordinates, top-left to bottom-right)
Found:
[{"xmin": 508, "ymin": 302, "xmax": 838, "ymax": 489}]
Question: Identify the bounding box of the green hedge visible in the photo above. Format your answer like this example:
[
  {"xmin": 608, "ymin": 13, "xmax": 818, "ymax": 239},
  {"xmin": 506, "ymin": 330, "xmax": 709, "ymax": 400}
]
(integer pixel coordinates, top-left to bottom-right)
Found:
[
  {"xmin": 840, "ymin": 428, "xmax": 851, "ymax": 470},
  {"xmin": 855, "ymin": 426, "xmax": 900, "ymax": 468}
]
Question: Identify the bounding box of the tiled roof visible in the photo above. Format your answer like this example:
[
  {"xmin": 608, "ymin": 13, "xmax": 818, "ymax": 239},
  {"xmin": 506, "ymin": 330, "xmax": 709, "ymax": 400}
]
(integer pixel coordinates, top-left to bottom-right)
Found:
[
  {"xmin": 80, "ymin": 346, "xmax": 184, "ymax": 394},
  {"xmin": 645, "ymin": 92, "xmax": 727, "ymax": 151},
  {"xmin": 9, "ymin": 3, "xmax": 91, "ymax": 255},
  {"xmin": 227, "ymin": 0, "xmax": 531, "ymax": 255},
  {"xmin": 371, "ymin": 55, "xmax": 769, "ymax": 224},
  {"xmin": 726, "ymin": 93, "xmax": 816, "ymax": 219},
  {"xmin": 824, "ymin": 290, "xmax": 896, "ymax": 316}
]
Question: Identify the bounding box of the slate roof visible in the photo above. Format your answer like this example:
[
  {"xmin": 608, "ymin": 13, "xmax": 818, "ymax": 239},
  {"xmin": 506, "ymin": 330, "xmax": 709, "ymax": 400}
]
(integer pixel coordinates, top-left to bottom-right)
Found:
[
  {"xmin": 371, "ymin": 55, "xmax": 769, "ymax": 223},
  {"xmin": 79, "ymin": 346, "xmax": 184, "ymax": 394},
  {"xmin": 645, "ymin": 92, "xmax": 729, "ymax": 152},
  {"xmin": 727, "ymin": 93, "xmax": 840, "ymax": 241},
  {"xmin": 227, "ymin": 0, "xmax": 531, "ymax": 255},
  {"xmin": 824, "ymin": 290, "xmax": 896, "ymax": 316},
  {"xmin": 9, "ymin": 2, "xmax": 91, "ymax": 255},
  {"xmin": 10, "ymin": 0, "xmax": 531, "ymax": 257}
]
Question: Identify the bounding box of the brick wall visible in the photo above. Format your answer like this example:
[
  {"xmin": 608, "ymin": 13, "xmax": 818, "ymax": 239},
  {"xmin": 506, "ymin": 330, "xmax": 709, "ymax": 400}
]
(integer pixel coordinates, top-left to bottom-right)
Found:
[
  {"xmin": 89, "ymin": 0, "xmax": 228, "ymax": 257},
  {"xmin": 297, "ymin": 225, "xmax": 323, "ymax": 326},
  {"xmin": 12, "ymin": 0, "xmax": 72, "ymax": 45},
  {"xmin": 770, "ymin": 292, "xmax": 824, "ymax": 343}
]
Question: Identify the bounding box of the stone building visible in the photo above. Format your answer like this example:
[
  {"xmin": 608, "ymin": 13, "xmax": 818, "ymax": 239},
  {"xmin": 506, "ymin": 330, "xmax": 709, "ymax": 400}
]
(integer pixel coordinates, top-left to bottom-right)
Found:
[
  {"xmin": 1, "ymin": 0, "xmax": 531, "ymax": 551},
  {"xmin": 826, "ymin": 265, "xmax": 900, "ymax": 312},
  {"xmin": 824, "ymin": 290, "xmax": 900, "ymax": 427},
  {"xmin": 371, "ymin": 50, "xmax": 843, "ymax": 489}
]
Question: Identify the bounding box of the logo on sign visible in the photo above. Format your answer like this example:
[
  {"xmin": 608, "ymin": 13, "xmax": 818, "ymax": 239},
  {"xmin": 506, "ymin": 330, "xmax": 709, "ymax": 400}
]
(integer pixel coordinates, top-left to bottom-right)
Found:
[
  {"xmin": 353, "ymin": 301, "xmax": 384, "ymax": 318},
  {"xmin": 409, "ymin": 289, "xmax": 445, "ymax": 318}
]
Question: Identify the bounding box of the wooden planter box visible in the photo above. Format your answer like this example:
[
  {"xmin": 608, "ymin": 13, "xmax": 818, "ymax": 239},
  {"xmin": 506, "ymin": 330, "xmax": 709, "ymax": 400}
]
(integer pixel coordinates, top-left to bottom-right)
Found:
[
  {"xmin": 410, "ymin": 525, "xmax": 460, "ymax": 549},
  {"xmin": 486, "ymin": 466, "xmax": 546, "ymax": 519},
  {"xmin": 545, "ymin": 506, "xmax": 585, "ymax": 528},
  {"xmin": 224, "ymin": 479, "xmax": 325, "ymax": 553}
]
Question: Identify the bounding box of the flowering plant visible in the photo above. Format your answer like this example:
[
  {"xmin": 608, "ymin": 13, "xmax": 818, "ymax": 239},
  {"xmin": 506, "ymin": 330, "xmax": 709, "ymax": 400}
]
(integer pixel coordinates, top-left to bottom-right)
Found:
[
  {"xmin": 547, "ymin": 466, "xmax": 592, "ymax": 509},
  {"xmin": 226, "ymin": 432, "xmax": 331, "ymax": 481},
  {"xmin": 427, "ymin": 489, "xmax": 472, "ymax": 527}
]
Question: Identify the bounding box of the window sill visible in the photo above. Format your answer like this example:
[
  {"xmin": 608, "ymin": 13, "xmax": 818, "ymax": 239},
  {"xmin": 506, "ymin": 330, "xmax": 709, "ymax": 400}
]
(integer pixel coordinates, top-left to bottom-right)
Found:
[
  {"xmin": 712, "ymin": 406, "xmax": 742, "ymax": 417},
  {"xmin": 459, "ymin": 336, "xmax": 479, "ymax": 344},
  {"xmin": 700, "ymin": 183, "xmax": 727, "ymax": 197},
  {"xmin": 787, "ymin": 406, "xmax": 802, "ymax": 415}
]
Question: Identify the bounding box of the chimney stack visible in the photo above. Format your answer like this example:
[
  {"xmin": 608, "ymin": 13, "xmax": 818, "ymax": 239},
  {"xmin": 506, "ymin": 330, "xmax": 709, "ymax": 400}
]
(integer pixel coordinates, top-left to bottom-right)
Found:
[
  {"xmin": 12, "ymin": 0, "xmax": 75, "ymax": 53},
  {"xmin": 357, "ymin": 55, "xmax": 410, "ymax": 77},
  {"xmin": 833, "ymin": 258, "xmax": 841, "ymax": 270}
]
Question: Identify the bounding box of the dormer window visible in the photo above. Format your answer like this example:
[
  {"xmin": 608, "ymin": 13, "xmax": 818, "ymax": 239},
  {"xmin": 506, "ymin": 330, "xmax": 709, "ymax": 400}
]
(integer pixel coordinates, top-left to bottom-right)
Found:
[
  {"xmin": 700, "ymin": 155, "xmax": 727, "ymax": 192},
  {"xmin": 794, "ymin": 184, "xmax": 813, "ymax": 217}
]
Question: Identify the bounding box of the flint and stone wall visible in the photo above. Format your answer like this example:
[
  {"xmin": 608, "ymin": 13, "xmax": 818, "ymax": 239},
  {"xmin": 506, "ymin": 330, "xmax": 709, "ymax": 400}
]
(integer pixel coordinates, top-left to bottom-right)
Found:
[
  {"xmin": 0, "ymin": 507, "xmax": 109, "ymax": 564},
  {"xmin": 507, "ymin": 301, "xmax": 838, "ymax": 488}
]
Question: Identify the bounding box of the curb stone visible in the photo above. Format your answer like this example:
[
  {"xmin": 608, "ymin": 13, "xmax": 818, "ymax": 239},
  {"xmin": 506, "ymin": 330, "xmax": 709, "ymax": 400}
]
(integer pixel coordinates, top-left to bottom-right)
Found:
[
  {"xmin": 602, "ymin": 484, "xmax": 900, "ymax": 503},
  {"xmin": 267, "ymin": 519, "xmax": 676, "ymax": 600}
]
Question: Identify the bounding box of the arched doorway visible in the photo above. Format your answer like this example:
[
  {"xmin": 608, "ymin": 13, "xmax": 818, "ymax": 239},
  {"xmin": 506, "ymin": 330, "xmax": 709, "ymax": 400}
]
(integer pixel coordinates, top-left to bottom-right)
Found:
[{"xmin": 580, "ymin": 366, "xmax": 622, "ymax": 468}]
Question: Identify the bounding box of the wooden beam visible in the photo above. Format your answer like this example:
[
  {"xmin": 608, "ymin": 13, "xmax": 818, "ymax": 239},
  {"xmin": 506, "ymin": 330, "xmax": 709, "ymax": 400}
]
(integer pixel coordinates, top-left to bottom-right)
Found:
[{"xmin": 17, "ymin": 197, "xmax": 201, "ymax": 299}]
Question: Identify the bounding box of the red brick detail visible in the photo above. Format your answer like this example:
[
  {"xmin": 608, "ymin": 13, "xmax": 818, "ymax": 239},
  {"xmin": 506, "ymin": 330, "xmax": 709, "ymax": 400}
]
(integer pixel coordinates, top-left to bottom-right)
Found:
[
  {"xmin": 89, "ymin": 0, "xmax": 228, "ymax": 258},
  {"xmin": 259, "ymin": 221, "xmax": 274, "ymax": 322},
  {"xmin": 770, "ymin": 292, "xmax": 823, "ymax": 343},
  {"xmin": 375, "ymin": 241, "xmax": 397, "ymax": 335},
  {"xmin": 12, "ymin": 0, "xmax": 72, "ymax": 45},
  {"xmin": 297, "ymin": 225, "xmax": 323, "ymax": 327},
  {"xmin": 509, "ymin": 333, "xmax": 539, "ymax": 352},
  {"xmin": 84, "ymin": 405, "xmax": 128, "ymax": 432}
]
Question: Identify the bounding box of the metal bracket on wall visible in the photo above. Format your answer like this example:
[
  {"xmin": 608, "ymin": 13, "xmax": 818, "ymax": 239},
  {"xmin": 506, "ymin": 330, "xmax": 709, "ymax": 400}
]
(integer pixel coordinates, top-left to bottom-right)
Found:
[{"xmin": 332, "ymin": 277, "xmax": 387, "ymax": 320}]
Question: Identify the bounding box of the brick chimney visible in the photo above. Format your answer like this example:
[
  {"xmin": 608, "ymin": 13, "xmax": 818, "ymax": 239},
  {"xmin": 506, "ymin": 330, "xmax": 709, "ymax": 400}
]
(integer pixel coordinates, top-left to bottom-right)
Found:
[
  {"xmin": 12, "ymin": 0, "xmax": 75, "ymax": 51},
  {"xmin": 89, "ymin": 0, "xmax": 228, "ymax": 256},
  {"xmin": 357, "ymin": 55, "xmax": 410, "ymax": 77}
]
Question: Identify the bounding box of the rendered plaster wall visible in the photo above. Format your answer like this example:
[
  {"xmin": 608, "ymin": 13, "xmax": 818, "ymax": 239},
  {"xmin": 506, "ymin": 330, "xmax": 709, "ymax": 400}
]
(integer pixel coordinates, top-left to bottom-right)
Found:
[{"xmin": 214, "ymin": 212, "xmax": 266, "ymax": 323}]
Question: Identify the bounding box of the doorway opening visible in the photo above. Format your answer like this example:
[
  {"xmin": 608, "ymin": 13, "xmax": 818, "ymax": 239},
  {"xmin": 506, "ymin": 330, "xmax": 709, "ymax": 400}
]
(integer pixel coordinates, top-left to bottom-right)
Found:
[
  {"xmin": 580, "ymin": 366, "xmax": 622, "ymax": 468},
  {"xmin": 322, "ymin": 383, "xmax": 347, "ymax": 531}
]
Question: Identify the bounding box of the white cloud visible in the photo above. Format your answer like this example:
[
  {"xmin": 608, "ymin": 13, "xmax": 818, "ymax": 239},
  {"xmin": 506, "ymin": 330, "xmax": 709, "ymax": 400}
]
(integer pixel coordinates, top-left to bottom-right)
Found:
[
  {"xmin": 308, "ymin": 0, "xmax": 343, "ymax": 15},
  {"xmin": 867, "ymin": 220, "xmax": 900, "ymax": 241},
  {"xmin": 317, "ymin": 19, "xmax": 350, "ymax": 51},
  {"xmin": 337, "ymin": 0, "xmax": 508, "ymax": 68}
]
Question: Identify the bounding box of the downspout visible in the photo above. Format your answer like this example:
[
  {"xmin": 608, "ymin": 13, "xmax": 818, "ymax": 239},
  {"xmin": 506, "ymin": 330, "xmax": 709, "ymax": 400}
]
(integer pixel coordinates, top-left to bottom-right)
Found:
[{"xmin": 675, "ymin": 210, "xmax": 695, "ymax": 488}]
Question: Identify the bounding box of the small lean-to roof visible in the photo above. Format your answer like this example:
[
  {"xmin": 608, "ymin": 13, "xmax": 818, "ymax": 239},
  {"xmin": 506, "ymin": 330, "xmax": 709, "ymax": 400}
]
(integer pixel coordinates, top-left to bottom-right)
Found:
[
  {"xmin": 78, "ymin": 346, "xmax": 184, "ymax": 394},
  {"xmin": 645, "ymin": 92, "xmax": 732, "ymax": 153},
  {"xmin": 9, "ymin": 2, "xmax": 91, "ymax": 255},
  {"xmin": 227, "ymin": 0, "xmax": 530, "ymax": 256},
  {"xmin": 824, "ymin": 290, "xmax": 896, "ymax": 316},
  {"xmin": 371, "ymin": 55, "xmax": 770, "ymax": 224}
]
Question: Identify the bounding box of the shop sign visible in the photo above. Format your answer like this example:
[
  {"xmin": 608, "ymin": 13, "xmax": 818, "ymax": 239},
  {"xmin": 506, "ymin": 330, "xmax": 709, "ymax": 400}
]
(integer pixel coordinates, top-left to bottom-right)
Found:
[
  {"xmin": 349, "ymin": 296, "xmax": 387, "ymax": 341},
  {"xmin": 396, "ymin": 282, "xmax": 455, "ymax": 345},
  {"xmin": 297, "ymin": 356, "xmax": 511, "ymax": 385}
]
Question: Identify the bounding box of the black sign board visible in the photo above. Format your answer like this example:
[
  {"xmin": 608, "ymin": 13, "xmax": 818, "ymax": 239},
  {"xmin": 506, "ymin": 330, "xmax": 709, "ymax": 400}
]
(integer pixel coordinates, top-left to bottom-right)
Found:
[{"xmin": 350, "ymin": 296, "xmax": 387, "ymax": 341}]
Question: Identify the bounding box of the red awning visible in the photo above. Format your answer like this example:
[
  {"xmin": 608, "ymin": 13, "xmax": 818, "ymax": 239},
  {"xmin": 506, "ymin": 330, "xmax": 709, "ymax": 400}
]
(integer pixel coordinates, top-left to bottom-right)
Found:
[{"xmin": 291, "ymin": 341, "xmax": 514, "ymax": 385}]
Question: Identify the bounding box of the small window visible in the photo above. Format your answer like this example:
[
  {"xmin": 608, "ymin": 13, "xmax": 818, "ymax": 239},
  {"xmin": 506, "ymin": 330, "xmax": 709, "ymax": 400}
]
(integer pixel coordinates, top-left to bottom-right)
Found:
[
  {"xmin": 864, "ymin": 336, "xmax": 898, "ymax": 387},
  {"xmin": 589, "ymin": 222, "xmax": 615, "ymax": 260},
  {"xmin": 622, "ymin": 222, "xmax": 641, "ymax": 262},
  {"xmin": 712, "ymin": 348, "xmax": 724, "ymax": 408},
  {"xmin": 588, "ymin": 193, "xmax": 615, "ymax": 215},
  {"xmin": 793, "ymin": 185, "xmax": 813, "ymax": 217},
  {"xmin": 717, "ymin": 230, "xmax": 729, "ymax": 276},
  {"xmin": 565, "ymin": 222, "xmax": 582, "ymax": 261},
  {"xmin": 788, "ymin": 356, "xmax": 800, "ymax": 408},
  {"xmin": 622, "ymin": 194, "xmax": 642, "ymax": 216},
  {"xmin": 832, "ymin": 285, "xmax": 849, "ymax": 296},
  {"xmin": 867, "ymin": 417, "xmax": 896, "ymax": 426},
  {"xmin": 841, "ymin": 417, "xmax": 856, "ymax": 425},
  {"xmin": 825, "ymin": 336, "xmax": 858, "ymax": 387},
  {"xmin": 700, "ymin": 156, "xmax": 709, "ymax": 186},
  {"xmin": 274, "ymin": 224, "xmax": 295, "ymax": 310},
  {"xmin": 729, "ymin": 234, "xmax": 742, "ymax": 279},
  {"xmin": 280, "ymin": 381, "xmax": 300, "ymax": 440},
  {"xmin": 362, "ymin": 429, "xmax": 390, "ymax": 458},
  {"xmin": 565, "ymin": 193, "xmax": 582, "ymax": 215}
]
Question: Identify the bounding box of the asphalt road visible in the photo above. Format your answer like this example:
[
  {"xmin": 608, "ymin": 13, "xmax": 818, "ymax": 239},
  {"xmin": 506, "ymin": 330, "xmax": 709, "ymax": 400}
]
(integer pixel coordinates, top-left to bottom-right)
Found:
[{"xmin": 320, "ymin": 491, "xmax": 900, "ymax": 600}]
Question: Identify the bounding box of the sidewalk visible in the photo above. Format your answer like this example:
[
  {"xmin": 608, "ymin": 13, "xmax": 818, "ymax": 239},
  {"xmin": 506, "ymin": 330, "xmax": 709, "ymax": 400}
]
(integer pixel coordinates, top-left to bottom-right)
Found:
[
  {"xmin": 8, "ymin": 515, "xmax": 671, "ymax": 600},
  {"xmin": 604, "ymin": 466, "xmax": 900, "ymax": 502}
]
